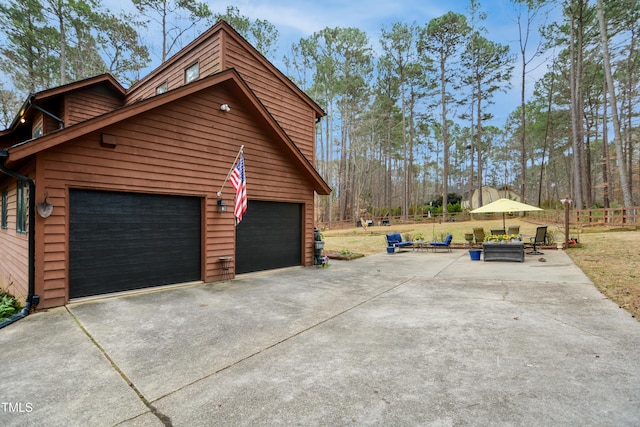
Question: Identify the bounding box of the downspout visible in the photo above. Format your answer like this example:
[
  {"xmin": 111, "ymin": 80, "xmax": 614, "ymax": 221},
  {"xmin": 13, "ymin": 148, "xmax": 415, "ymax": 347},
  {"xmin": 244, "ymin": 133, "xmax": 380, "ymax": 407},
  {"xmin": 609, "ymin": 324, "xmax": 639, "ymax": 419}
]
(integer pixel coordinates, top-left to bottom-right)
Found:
[
  {"xmin": 28, "ymin": 94, "xmax": 65, "ymax": 129},
  {"xmin": 0, "ymin": 149, "xmax": 39, "ymax": 329}
]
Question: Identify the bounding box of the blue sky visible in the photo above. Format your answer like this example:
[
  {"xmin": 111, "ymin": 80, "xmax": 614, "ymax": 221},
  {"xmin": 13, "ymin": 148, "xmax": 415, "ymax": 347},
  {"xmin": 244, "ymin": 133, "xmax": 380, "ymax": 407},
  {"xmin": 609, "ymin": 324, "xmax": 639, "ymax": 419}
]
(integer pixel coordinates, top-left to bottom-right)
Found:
[
  {"xmin": 104, "ymin": 0, "xmax": 558, "ymax": 127},
  {"xmin": 229, "ymin": 0, "xmax": 554, "ymax": 125}
]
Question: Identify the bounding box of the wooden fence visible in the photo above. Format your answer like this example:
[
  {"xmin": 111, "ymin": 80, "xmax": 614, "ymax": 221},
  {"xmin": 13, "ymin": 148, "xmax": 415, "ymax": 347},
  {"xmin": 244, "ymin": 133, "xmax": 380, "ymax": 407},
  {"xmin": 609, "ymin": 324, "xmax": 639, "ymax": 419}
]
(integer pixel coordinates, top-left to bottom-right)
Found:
[
  {"xmin": 316, "ymin": 207, "xmax": 639, "ymax": 231},
  {"xmin": 316, "ymin": 212, "xmax": 472, "ymax": 231},
  {"xmin": 533, "ymin": 206, "xmax": 639, "ymax": 229}
]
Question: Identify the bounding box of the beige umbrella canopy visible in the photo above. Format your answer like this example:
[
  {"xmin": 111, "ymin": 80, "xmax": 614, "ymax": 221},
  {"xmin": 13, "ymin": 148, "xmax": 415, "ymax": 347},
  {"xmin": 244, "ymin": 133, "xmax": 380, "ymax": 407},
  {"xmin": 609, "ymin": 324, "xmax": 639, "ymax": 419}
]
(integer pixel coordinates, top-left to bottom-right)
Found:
[{"xmin": 470, "ymin": 198, "xmax": 543, "ymax": 229}]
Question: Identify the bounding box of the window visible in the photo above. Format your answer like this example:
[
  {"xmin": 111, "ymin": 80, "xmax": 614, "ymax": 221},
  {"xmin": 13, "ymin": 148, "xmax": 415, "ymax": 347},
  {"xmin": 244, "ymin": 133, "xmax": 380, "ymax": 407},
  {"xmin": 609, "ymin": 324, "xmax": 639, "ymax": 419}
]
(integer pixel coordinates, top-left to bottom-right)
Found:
[
  {"xmin": 1, "ymin": 188, "xmax": 7, "ymax": 229},
  {"xmin": 156, "ymin": 82, "xmax": 168, "ymax": 95},
  {"xmin": 185, "ymin": 62, "xmax": 199, "ymax": 83},
  {"xmin": 16, "ymin": 181, "xmax": 26, "ymax": 233}
]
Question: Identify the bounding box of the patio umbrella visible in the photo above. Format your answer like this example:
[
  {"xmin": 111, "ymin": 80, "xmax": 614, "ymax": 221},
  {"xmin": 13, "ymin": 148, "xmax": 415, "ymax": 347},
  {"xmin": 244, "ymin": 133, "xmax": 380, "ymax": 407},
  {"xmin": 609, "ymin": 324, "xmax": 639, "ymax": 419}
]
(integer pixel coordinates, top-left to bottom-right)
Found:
[{"xmin": 470, "ymin": 198, "xmax": 543, "ymax": 229}]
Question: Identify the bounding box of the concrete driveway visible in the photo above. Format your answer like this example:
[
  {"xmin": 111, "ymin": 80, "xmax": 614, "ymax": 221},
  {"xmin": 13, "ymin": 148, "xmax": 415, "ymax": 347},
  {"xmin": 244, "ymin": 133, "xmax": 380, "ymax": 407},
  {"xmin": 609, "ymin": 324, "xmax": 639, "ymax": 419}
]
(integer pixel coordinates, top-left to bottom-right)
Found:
[{"xmin": 2, "ymin": 250, "xmax": 639, "ymax": 426}]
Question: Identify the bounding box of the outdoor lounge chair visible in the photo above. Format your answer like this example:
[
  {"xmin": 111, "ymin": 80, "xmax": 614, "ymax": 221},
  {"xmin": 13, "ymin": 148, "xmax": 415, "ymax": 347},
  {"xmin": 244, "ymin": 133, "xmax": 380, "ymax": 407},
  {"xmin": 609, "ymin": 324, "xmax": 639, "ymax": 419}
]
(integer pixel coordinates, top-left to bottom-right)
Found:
[
  {"xmin": 527, "ymin": 226, "xmax": 548, "ymax": 255},
  {"xmin": 386, "ymin": 232, "xmax": 413, "ymax": 253},
  {"xmin": 472, "ymin": 227, "xmax": 485, "ymax": 244},
  {"xmin": 491, "ymin": 229, "xmax": 506, "ymax": 235},
  {"xmin": 429, "ymin": 234, "xmax": 453, "ymax": 252}
]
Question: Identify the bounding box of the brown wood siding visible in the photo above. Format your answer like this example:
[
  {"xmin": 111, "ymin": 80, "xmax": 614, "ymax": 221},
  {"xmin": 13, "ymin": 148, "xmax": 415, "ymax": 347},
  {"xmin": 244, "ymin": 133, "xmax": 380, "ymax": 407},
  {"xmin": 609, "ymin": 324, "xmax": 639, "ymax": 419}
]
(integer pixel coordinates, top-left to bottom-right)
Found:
[
  {"xmin": 126, "ymin": 33, "xmax": 223, "ymax": 103},
  {"xmin": 0, "ymin": 176, "xmax": 30, "ymax": 302},
  {"xmin": 126, "ymin": 25, "xmax": 317, "ymax": 164},
  {"xmin": 42, "ymin": 114, "xmax": 60, "ymax": 136},
  {"xmin": 223, "ymin": 37, "xmax": 317, "ymax": 163},
  {"xmin": 35, "ymin": 164, "xmax": 67, "ymax": 308},
  {"xmin": 64, "ymin": 89, "xmax": 124, "ymax": 126},
  {"xmin": 36, "ymin": 85, "xmax": 315, "ymax": 308}
]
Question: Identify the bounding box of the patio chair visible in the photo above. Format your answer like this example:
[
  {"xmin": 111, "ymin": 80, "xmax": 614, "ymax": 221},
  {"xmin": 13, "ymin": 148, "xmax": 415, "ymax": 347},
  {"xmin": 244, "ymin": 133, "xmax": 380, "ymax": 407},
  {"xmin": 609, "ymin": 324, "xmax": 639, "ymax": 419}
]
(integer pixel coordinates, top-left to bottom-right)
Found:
[
  {"xmin": 491, "ymin": 229, "xmax": 506, "ymax": 235},
  {"xmin": 527, "ymin": 226, "xmax": 548, "ymax": 255},
  {"xmin": 386, "ymin": 232, "xmax": 413, "ymax": 253},
  {"xmin": 507, "ymin": 225, "xmax": 520, "ymax": 235},
  {"xmin": 429, "ymin": 234, "xmax": 453, "ymax": 252},
  {"xmin": 472, "ymin": 227, "xmax": 485, "ymax": 244}
]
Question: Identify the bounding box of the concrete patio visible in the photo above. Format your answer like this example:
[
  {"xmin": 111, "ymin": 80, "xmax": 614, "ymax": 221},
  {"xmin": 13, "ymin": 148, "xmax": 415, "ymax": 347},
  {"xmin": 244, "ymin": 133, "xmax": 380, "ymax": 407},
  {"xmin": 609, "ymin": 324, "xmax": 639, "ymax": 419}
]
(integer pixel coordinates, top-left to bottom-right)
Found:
[{"xmin": 2, "ymin": 249, "xmax": 639, "ymax": 426}]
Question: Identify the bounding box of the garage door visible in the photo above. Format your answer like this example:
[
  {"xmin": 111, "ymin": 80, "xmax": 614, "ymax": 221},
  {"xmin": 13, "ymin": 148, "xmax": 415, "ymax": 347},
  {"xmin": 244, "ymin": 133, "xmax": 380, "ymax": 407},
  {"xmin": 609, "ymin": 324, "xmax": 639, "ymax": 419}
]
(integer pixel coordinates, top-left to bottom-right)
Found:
[
  {"xmin": 69, "ymin": 190, "xmax": 201, "ymax": 299},
  {"xmin": 235, "ymin": 201, "xmax": 301, "ymax": 274}
]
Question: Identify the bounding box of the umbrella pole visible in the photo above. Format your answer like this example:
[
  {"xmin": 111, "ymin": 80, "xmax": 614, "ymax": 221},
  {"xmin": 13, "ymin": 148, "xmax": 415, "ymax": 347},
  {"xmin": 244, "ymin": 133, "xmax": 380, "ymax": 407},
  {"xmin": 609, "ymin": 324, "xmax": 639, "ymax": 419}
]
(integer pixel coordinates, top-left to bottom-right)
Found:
[{"xmin": 503, "ymin": 213, "xmax": 506, "ymax": 230}]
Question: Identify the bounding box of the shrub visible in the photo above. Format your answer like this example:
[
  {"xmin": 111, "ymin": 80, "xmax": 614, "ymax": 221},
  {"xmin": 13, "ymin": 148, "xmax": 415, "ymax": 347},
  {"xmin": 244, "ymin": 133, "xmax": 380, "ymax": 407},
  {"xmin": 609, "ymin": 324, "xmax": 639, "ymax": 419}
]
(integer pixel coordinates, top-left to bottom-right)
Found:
[{"xmin": 0, "ymin": 291, "xmax": 22, "ymax": 321}]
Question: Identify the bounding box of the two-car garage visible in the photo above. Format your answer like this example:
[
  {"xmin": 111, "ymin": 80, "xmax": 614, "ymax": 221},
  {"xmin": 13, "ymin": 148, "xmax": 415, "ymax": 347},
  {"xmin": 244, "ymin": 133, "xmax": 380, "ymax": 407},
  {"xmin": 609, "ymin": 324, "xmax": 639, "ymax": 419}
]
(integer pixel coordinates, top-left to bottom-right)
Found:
[
  {"xmin": 68, "ymin": 190, "xmax": 303, "ymax": 299},
  {"xmin": 0, "ymin": 21, "xmax": 332, "ymax": 310}
]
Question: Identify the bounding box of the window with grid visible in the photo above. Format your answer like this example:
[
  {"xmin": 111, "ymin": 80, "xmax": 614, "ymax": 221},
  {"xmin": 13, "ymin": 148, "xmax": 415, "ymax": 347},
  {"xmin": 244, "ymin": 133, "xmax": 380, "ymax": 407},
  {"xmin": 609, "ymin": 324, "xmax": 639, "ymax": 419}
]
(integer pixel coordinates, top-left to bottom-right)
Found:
[{"xmin": 16, "ymin": 181, "xmax": 26, "ymax": 233}]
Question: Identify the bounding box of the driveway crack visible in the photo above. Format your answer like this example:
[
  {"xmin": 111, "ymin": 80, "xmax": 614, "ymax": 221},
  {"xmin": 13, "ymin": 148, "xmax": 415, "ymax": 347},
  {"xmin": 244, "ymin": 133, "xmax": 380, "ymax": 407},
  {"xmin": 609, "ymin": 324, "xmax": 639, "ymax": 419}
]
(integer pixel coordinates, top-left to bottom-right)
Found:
[
  {"xmin": 65, "ymin": 307, "xmax": 174, "ymax": 427},
  {"xmin": 149, "ymin": 276, "xmax": 417, "ymax": 403}
]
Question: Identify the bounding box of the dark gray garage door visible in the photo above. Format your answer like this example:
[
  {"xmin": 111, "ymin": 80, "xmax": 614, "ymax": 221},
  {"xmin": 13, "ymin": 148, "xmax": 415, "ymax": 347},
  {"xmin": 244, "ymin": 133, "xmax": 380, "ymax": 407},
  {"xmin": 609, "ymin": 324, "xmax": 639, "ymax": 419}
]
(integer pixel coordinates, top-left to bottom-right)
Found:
[
  {"xmin": 235, "ymin": 200, "xmax": 302, "ymax": 274},
  {"xmin": 69, "ymin": 190, "xmax": 201, "ymax": 299}
]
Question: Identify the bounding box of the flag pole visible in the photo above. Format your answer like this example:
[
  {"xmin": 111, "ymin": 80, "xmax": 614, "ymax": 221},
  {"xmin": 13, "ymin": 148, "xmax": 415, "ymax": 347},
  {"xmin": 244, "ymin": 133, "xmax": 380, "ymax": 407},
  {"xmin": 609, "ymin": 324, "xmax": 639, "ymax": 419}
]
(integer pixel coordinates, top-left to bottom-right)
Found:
[{"xmin": 217, "ymin": 145, "xmax": 244, "ymax": 197}]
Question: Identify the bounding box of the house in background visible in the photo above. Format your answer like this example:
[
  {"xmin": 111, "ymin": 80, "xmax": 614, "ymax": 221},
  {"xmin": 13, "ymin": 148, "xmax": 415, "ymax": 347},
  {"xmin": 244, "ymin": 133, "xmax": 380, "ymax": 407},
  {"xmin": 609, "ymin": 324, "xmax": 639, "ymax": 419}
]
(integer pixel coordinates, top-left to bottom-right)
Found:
[
  {"xmin": 463, "ymin": 185, "xmax": 521, "ymax": 211},
  {"xmin": 0, "ymin": 21, "xmax": 331, "ymax": 310}
]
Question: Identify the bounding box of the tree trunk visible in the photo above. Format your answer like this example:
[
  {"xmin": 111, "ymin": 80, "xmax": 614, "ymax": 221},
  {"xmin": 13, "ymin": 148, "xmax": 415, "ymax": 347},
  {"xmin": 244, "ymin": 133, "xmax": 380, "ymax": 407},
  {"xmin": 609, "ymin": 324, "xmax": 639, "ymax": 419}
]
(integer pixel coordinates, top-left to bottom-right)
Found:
[
  {"xmin": 569, "ymin": 1, "xmax": 583, "ymax": 209},
  {"xmin": 626, "ymin": 99, "xmax": 633, "ymax": 202},
  {"xmin": 338, "ymin": 112, "xmax": 348, "ymax": 221},
  {"xmin": 325, "ymin": 107, "xmax": 333, "ymax": 225},
  {"xmin": 161, "ymin": 2, "xmax": 168, "ymax": 62},
  {"xmin": 408, "ymin": 105, "xmax": 416, "ymax": 217},
  {"xmin": 468, "ymin": 98, "xmax": 475, "ymax": 209},
  {"xmin": 520, "ymin": 47, "xmax": 526, "ymax": 202},
  {"xmin": 51, "ymin": 1, "xmax": 67, "ymax": 86},
  {"xmin": 584, "ymin": 120, "xmax": 592, "ymax": 207},
  {"xmin": 596, "ymin": 0, "xmax": 632, "ymax": 207},
  {"xmin": 476, "ymin": 82, "xmax": 484, "ymax": 208},
  {"xmin": 401, "ymin": 80, "xmax": 409, "ymax": 219},
  {"xmin": 602, "ymin": 88, "xmax": 611, "ymax": 208},
  {"xmin": 441, "ymin": 57, "xmax": 449, "ymax": 221},
  {"xmin": 538, "ymin": 75, "xmax": 553, "ymax": 206}
]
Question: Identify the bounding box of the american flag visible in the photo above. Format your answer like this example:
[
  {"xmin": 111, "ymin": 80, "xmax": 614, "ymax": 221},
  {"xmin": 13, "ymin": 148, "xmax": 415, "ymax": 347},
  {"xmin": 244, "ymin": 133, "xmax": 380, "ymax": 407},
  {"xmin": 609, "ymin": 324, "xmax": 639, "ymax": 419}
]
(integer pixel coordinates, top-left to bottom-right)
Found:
[{"xmin": 229, "ymin": 152, "xmax": 247, "ymax": 224}]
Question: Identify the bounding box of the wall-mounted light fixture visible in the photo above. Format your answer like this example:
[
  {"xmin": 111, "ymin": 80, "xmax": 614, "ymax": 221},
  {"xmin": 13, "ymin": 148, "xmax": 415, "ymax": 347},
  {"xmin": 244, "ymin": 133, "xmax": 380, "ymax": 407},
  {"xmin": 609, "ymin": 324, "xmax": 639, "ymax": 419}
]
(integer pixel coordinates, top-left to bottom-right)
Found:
[
  {"xmin": 220, "ymin": 104, "xmax": 231, "ymax": 112},
  {"xmin": 36, "ymin": 191, "xmax": 53, "ymax": 218},
  {"xmin": 217, "ymin": 191, "xmax": 227, "ymax": 212},
  {"xmin": 37, "ymin": 191, "xmax": 53, "ymax": 218}
]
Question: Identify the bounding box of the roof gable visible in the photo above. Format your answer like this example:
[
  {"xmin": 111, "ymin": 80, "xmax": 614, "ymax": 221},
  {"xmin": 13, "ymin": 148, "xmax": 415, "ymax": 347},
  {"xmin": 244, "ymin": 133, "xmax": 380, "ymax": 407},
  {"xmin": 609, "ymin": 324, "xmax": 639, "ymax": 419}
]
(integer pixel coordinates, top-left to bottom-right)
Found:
[
  {"xmin": 7, "ymin": 69, "xmax": 330, "ymax": 195},
  {"xmin": 126, "ymin": 20, "xmax": 324, "ymax": 118},
  {"xmin": 1, "ymin": 74, "xmax": 126, "ymax": 143},
  {"xmin": 33, "ymin": 74, "xmax": 125, "ymax": 102},
  {"xmin": 10, "ymin": 74, "xmax": 125, "ymax": 128}
]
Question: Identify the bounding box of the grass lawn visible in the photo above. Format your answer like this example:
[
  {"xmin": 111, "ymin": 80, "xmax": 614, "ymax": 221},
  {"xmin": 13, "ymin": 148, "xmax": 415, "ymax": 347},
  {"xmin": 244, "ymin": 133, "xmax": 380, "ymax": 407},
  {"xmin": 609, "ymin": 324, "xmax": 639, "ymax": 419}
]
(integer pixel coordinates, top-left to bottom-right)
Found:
[
  {"xmin": 321, "ymin": 218, "xmax": 639, "ymax": 320},
  {"xmin": 566, "ymin": 230, "xmax": 640, "ymax": 320}
]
